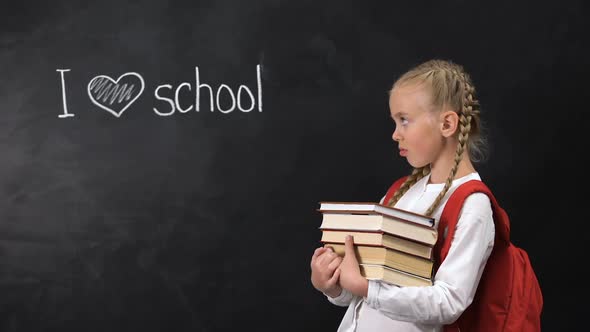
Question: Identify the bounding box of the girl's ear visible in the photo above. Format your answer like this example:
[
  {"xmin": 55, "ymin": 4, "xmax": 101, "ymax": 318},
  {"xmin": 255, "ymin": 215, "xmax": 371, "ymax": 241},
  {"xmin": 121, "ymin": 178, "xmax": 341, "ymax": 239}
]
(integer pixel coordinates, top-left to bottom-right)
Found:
[{"xmin": 439, "ymin": 110, "xmax": 459, "ymax": 138}]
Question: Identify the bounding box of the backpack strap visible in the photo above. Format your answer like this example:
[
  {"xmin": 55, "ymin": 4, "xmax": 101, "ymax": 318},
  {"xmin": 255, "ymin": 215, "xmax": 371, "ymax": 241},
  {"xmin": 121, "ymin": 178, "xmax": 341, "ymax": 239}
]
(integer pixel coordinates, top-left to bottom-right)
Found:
[
  {"xmin": 382, "ymin": 175, "xmax": 408, "ymax": 205},
  {"xmin": 435, "ymin": 179, "xmax": 510, "ymax": 266},
  {"xmin": 436, "ymin": 179, "xmax": 511, "ymax": 332}
]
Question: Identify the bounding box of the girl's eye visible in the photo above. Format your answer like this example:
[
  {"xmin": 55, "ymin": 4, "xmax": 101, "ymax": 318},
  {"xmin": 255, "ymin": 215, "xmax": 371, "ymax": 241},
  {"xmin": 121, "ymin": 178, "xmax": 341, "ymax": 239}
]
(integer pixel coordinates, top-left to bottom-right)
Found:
[{"xmin": 401, "ymin": 117, "xmax": 409, "ymax": 125}]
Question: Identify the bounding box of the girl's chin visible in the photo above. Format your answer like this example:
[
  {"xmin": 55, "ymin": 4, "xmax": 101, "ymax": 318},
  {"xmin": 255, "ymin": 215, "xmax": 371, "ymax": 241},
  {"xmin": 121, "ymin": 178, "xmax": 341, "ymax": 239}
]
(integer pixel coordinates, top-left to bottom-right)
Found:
[{"xmin": 407, "ymin": 160, "xmax": 430, "ymax": 169}]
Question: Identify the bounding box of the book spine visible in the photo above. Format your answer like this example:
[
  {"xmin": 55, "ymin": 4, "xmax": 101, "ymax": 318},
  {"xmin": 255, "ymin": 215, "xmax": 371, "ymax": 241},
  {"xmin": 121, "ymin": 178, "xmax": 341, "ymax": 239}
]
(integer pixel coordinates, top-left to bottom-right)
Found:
[
  {"xmin": 321, "ymin": 241, "xmax": 433, "ymax": 260},
  {"xmin": 318, "ymin": 227, "xmax": 435, "ymax": 247},
  {"xmin": 319, "ymin": 210, "xmax": 435, "ymax": 229}
]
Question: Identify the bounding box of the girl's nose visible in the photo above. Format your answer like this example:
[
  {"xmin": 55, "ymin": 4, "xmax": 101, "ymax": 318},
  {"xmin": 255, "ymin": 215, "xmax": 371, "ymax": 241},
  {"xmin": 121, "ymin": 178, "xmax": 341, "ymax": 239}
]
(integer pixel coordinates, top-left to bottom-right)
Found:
[{"xmin": 392, "ymin": 129, "xmax": 401, "ymax": 142}]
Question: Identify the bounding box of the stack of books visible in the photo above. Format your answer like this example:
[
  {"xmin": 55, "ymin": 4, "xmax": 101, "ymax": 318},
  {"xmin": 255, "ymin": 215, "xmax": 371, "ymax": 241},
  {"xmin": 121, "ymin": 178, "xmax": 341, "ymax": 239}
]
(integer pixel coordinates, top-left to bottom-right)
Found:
[{"xmin": 317, "ymin": 201, "xmax": 438, "ymax": 287}]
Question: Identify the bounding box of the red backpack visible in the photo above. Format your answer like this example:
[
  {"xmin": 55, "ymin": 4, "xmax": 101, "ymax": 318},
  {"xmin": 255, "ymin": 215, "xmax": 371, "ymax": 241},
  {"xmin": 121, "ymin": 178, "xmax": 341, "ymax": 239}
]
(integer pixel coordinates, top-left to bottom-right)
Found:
[{"xmin": 383, "ymin": 176, "xmax": 543, "ymax": 332}]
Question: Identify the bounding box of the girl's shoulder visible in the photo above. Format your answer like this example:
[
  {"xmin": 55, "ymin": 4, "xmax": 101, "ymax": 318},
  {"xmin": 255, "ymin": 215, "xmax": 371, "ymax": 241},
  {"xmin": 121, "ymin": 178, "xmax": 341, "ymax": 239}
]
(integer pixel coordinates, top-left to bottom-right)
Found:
[{"xmin": 451, "ymin": 178, "xmax": 494, "ymax": 221}]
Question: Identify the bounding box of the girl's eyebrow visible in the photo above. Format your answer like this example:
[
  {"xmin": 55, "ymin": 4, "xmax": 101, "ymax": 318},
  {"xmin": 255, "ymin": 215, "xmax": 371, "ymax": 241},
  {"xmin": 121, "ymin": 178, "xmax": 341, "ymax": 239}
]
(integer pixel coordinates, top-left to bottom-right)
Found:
[{"xmin": 391, "ymin": 111, "xmax": 408, "ymax": 119}]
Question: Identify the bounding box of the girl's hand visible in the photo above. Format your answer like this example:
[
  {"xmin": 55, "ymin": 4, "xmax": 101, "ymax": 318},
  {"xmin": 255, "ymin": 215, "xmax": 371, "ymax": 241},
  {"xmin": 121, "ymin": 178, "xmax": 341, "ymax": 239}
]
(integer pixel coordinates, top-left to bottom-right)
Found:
[
  {"xmin": 310, "ymin": 247, "xmax": 343, "ymax": 298},
  {"xmin": 338, "ymin": 235, "xmax": 368, "ymax": 297}
]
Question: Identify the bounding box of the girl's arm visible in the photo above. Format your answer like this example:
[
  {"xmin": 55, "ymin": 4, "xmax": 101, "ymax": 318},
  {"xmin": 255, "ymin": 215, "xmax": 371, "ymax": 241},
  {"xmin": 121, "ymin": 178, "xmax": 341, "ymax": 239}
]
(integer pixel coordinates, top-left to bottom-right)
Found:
[
  {"xmin": 322, "ymin": 195, "xmax": 389, "ymax": 307},
  {"xmin": 364, "ymin": 193, "xmax": 495, "ymax": 324}
]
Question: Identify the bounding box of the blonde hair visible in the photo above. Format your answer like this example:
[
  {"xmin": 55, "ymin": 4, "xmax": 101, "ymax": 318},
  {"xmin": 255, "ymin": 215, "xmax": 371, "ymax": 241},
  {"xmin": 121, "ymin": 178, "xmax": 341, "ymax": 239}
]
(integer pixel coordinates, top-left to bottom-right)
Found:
[{"xmin": 385, "ymin": 59, "xmax": 488, "ymax": 217}]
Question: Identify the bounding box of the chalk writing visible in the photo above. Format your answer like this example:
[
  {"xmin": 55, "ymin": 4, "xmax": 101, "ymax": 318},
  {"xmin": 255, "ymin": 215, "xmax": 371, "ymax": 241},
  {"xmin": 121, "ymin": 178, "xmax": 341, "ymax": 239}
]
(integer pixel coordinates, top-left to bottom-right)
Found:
[
  {"xmin": 87, "ymin": 72, "xmax": 145, "ymax": 118},
  {"xmin": 56, "ymin": 65, "xmax": 263, "ymax": 119},
  {"xmin": 56, "ymin": 69, "xmax": 74, "ymax": 118}
]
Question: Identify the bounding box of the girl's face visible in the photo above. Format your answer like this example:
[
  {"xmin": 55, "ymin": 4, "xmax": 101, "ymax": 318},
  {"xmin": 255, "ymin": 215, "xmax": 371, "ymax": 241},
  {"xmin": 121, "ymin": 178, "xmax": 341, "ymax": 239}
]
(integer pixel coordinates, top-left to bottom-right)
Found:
[{"xmin": 389, "ymin": 83, "xmax": 444, "ymax": 168}]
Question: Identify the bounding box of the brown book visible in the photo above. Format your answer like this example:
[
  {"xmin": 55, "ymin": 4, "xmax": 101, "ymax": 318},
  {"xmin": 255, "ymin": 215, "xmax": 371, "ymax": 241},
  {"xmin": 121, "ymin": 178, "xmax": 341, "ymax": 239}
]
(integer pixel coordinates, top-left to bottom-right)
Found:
[
  {"xmin": 325, "ymin": 243, "xmax": 434, "ymax": 279},
  {"xmin": 360, "ymin": 264, "xmax": 433, "ymax": 287},
  {"xmin": 319, "ymin": 213, "xmax": 437, "ymax": 246},
  {"xmin": 318, "ymin": 201, "xmax": 434, "ymax": 227},
  {"xmin": 320, "ymin": 229, "xmax": 433, "ymax": 259}
]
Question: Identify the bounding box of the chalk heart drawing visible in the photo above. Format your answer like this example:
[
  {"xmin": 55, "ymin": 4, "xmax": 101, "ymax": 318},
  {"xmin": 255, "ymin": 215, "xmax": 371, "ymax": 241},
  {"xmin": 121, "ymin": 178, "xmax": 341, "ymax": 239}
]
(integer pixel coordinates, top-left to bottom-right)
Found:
[{"xmin": 87, "ymin": 72, "xmax": 145, "ymax": 117}]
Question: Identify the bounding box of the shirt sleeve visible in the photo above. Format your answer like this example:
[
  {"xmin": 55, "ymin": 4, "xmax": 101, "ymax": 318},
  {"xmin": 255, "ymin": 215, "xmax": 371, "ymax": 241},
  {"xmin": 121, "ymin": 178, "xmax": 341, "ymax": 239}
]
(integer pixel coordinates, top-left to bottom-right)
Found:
[
  {"xmin": 325, "ymin": 288, "xmax": 355, "ymax": 307},
  {"xmin": 364, "ymin": 193, "xmax": 495, "ymax": 324}
]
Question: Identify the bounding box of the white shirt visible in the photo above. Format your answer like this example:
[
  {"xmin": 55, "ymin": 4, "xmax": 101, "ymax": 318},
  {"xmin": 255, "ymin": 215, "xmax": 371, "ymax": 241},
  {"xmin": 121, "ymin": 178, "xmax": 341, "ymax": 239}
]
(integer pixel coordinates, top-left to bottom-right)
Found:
[{"xmin": 325, "ymin": 172, "xmax": 495, "ymax": 332}]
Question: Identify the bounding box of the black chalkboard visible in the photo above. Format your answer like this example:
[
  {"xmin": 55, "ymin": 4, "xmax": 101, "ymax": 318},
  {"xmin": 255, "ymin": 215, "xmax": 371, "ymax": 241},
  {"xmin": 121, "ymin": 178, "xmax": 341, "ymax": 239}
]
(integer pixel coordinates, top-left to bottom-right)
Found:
[{"xmin": 1, "ymin": 1, "xmax": 587, "ymax": 331}]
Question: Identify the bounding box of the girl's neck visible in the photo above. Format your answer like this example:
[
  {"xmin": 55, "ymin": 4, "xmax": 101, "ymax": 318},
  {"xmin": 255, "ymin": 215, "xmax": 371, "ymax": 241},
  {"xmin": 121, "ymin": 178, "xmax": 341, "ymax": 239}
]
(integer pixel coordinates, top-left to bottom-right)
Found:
[{"xmin": 428, "ymin": 155, "xmax": 476, "ymax": 184}]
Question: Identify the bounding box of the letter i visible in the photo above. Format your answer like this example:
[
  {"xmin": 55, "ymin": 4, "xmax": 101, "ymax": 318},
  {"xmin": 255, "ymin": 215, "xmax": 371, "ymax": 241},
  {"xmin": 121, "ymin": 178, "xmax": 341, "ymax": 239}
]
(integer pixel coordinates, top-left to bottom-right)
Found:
[{"xmin": 56, "ymin": 69, "xmax": 74, "ymax": 118}]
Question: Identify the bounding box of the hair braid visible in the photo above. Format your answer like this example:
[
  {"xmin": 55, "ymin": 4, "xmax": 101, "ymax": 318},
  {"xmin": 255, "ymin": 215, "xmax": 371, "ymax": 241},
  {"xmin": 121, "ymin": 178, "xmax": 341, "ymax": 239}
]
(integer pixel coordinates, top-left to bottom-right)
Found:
[
  {"xmin": 386, "ymin": 165, "xmax": 430, "ymax": 207},
  {"xmin": 423, "ymin": 70, "xmax": 476, "ymax": 216}
]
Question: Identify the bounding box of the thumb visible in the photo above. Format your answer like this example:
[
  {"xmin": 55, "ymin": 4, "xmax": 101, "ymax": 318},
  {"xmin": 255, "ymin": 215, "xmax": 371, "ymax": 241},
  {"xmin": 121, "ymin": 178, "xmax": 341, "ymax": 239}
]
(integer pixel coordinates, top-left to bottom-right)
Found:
[{"xmin": 344, "ymin": 235, "xmax": 355, "ymax": 256}]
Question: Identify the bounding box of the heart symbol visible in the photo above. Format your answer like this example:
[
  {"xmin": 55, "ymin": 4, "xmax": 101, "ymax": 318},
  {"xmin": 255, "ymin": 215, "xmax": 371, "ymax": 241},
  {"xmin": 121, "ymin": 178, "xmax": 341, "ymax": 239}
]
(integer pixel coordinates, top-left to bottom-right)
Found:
[{"xmin": 87, "ymin": 72, "xmax": 145, "ymax": 117}]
